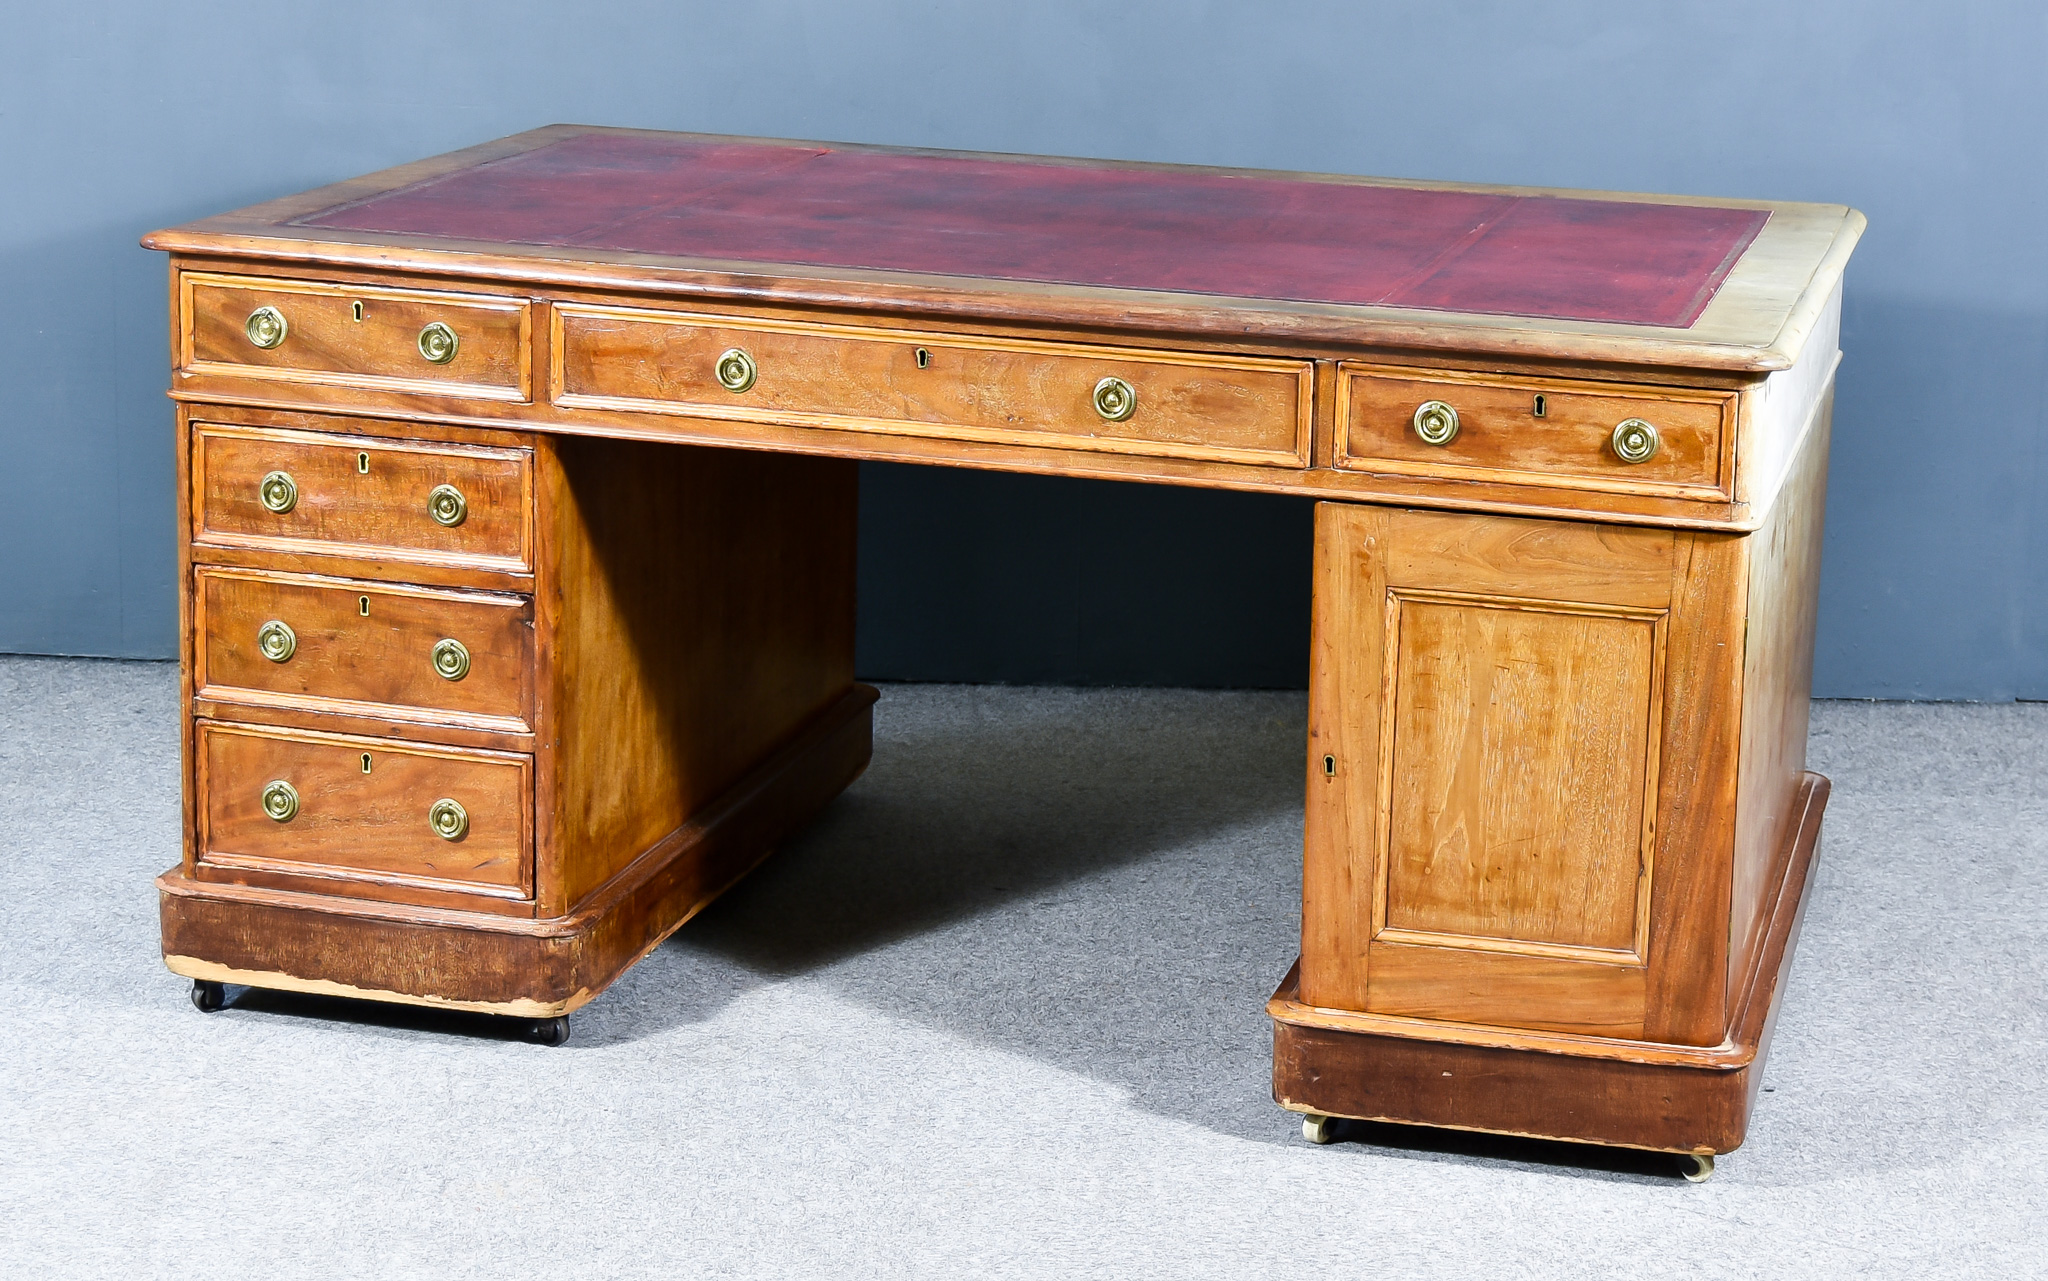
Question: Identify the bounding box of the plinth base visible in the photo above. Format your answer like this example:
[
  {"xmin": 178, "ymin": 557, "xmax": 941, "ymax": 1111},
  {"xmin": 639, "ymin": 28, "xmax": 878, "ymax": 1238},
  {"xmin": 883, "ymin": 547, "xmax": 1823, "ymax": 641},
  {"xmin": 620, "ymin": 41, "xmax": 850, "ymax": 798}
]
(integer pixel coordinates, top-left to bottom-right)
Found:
[{"xmin": 1269, "ymin": 772, "xmax": 1828, "ymax": 1156}]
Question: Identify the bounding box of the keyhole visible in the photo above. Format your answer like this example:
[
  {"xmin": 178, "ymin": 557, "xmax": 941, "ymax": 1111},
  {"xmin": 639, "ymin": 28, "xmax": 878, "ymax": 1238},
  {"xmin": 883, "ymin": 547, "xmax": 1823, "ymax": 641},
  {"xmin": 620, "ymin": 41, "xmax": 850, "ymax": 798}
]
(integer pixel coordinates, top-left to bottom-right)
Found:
[
  {"xmin": 1323, "ymin": 755, "xmax": 1337, "ymax": 777},
  {"xmin": 351, "ymin": 301, "xmax": 364, "ymax": 322},
  {"xmin": 359, "ymin": 596, "xmax": 370, "ymax": 617},
  {"xmin": 915, "ymin": 347, "xmax": 931, "ymax": 369},
  {"xmin": 357, "ymin": 451, "xmax": 370, "ymax": 474},
  {"xmin": 1533, "ymin": 394, "xmax": 1547, "ymax": 417},
  {"xmin": 361, "ymin": 753, "xmax": 373, "ymax": 774}
]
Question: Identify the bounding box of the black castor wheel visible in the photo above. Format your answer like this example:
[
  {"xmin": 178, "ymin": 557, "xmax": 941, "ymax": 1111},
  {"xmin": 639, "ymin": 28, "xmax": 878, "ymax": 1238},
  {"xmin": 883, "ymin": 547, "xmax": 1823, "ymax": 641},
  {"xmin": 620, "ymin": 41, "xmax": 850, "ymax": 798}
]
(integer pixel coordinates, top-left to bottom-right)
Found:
[
  {"xmin": 190, "ymin": 979, "xmax": 227, "ymax": 1013},
  {"xmin": 528, "ymin": 1015, "xmax": 571, "ymax": 1046}
]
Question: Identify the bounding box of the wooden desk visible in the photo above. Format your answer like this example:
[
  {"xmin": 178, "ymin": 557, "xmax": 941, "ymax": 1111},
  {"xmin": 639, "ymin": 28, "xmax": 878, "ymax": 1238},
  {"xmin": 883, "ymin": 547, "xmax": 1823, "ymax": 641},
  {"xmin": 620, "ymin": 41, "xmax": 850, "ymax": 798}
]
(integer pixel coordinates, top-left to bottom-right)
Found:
[{"xmin": 145, "ymin": 127, "xmax": 1860, "ymax": 1175}]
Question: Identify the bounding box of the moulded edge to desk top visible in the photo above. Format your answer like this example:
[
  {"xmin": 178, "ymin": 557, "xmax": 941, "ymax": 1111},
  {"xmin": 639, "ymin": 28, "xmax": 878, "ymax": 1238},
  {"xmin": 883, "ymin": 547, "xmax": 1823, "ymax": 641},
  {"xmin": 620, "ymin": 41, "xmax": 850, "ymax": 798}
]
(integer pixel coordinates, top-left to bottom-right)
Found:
[{"xmin": 141, "ymin": 125, "xmax": 1867, "ymax": 376}]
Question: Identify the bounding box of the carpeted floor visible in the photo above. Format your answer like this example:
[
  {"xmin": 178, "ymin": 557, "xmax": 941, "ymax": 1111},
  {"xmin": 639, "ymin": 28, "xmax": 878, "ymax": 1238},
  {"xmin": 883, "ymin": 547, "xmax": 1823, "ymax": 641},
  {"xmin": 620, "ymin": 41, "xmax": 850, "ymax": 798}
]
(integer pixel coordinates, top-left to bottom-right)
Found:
[{"xmin": 1, "ymin": 656, "xmax": 2041, "ymax": 1279}]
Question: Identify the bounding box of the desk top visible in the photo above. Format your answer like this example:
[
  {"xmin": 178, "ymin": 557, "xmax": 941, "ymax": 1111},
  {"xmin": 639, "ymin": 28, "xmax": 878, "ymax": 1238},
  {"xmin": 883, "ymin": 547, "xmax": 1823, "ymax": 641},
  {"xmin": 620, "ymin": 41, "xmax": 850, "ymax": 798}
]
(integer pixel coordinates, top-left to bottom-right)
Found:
[{"xmin": 147, "ymin": 126, "xmax": 1862, "ymax": 373}]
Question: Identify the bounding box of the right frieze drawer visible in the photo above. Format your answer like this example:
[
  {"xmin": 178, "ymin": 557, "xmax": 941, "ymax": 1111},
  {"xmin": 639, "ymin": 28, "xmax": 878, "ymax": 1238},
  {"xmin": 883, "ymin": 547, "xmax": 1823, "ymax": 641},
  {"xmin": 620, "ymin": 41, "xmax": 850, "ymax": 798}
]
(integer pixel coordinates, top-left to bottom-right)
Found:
[{"xmin": 1334, "ymin": 364, "xmax": 1734, "ymax": 501}]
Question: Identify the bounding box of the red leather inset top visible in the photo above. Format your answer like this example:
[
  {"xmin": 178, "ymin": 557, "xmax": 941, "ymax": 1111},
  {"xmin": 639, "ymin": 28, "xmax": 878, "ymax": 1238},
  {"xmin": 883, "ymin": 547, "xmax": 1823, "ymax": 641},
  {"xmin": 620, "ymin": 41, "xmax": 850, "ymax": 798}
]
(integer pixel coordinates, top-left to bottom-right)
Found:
[{"xmin": 298, "ymin": 134, "xmax": 1767, "ymax": 328}]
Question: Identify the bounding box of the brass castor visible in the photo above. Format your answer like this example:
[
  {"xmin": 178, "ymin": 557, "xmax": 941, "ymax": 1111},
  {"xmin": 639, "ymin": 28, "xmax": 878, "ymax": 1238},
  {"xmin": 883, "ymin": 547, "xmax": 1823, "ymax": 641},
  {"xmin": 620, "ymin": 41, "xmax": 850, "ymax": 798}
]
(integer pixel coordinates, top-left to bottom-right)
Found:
[
  {"xmin": 1681, "ymin": 1152, "xmax": 1716, "ymax": 1182},
  {"xmin": 1301, "ymin": 1113, "xmax": 1339, "ymax": 1145},
  {"xmin": 190, "ymin": 980, "xmax": 227, "ymax": 1013},
  {"xmin": 528, "ymin": 1015, "xmax": 571, "ymax": 1047}
]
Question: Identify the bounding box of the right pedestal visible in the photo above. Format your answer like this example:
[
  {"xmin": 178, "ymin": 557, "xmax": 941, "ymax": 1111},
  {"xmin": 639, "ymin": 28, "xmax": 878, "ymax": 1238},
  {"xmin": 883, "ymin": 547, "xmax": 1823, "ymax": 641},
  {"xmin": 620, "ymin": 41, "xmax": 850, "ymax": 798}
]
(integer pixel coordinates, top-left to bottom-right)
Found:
[{"xmin": 1281, "ymin": 399, "xmax": 1832, "ymax": 1159}]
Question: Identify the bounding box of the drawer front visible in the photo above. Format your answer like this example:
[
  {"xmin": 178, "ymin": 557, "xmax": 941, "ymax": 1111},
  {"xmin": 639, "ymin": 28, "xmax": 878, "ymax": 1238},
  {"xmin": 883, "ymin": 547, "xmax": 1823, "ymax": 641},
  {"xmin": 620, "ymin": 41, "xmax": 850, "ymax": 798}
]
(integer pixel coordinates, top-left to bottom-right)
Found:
[
  {"xmin": 552, "ymin": 306, "xmax": 1314, "ymax": 467},
  {"xmin": 194, "ymin": 567, "xmax": 532, "ymax": 731},
  {"xmin": 1336, "ymin": 365, "xmax": 1733, "ymax": 500},
  {"xmin": 193, "ymin": 423, "xmax": 533, "ymax": 572},
  {"xmin": 182, "ymin": 272, "xmax": 531, "ymax": 399},
  {"xmin": 197, "ymin": 721, "xmax": 531, "ymax": 898}
]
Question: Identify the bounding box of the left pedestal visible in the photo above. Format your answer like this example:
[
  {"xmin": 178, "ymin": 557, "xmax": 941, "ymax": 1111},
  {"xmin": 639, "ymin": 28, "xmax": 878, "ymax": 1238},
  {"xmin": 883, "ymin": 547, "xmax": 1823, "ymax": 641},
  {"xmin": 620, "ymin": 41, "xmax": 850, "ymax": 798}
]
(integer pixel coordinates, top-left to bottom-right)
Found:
[{"xmin": 164, "ymin": 404, "xmax": 868, "ymax": 1016}]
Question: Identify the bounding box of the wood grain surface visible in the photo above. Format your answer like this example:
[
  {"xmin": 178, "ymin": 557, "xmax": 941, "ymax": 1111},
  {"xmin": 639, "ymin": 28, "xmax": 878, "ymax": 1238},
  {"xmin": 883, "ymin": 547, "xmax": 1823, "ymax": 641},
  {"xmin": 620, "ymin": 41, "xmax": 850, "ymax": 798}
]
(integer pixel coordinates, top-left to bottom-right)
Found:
[
  {"xmin": 1337, "ymin": 364, "xmax": 1732, "ymax": 500},
  {"xmin": 1381, "ymin": 594, "xmax": 1659, "ymax": 957},
  {"xmin": 552, "ymin": 304, "xmax": 1314, "ymax": 468},
  {"xmin": 539, "ymin": 435, "xmax": 860, "ymax": 914},
  {"xmin": 184, "ymin": 272, "xmax": 531, "ymax": 400},
  {"xmin": 193, "ymin": 565, "xmax": 533, "ymax": 731},
  {"xmin": 1728, "ymin": 388, "xmax": 1831, "ymax": 1001},
  {"xmin": 192, "ymin": 421, "xmax": 534, "ymax": 574},
  {"xmin": 196, "ymin": 719, "xmax": 532, "ymax": 898}
]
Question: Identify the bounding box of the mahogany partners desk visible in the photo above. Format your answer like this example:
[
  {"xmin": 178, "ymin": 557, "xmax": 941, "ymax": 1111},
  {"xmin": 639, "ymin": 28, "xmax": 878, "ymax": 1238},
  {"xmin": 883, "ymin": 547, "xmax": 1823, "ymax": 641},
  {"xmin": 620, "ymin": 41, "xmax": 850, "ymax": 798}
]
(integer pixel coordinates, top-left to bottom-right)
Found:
[{"xmin": 145, "ymin": 127, "xmax": 1861, "ymax": 1178}]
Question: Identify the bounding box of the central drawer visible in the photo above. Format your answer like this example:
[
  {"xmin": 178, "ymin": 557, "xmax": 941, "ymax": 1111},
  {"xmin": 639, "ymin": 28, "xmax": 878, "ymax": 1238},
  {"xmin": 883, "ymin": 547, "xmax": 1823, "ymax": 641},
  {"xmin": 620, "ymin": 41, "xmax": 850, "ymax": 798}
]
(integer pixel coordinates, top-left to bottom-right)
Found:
[
  {"xmin": 196, "ymin": 720, "xmax": 532, "ymax": 900},
  {"xmin": 551, "ymin": 305, "xmax": 1315, "ymax": 467},
  {"xmin": 193, "ymin": 566, "xmax": 533, "ymax": 731}
]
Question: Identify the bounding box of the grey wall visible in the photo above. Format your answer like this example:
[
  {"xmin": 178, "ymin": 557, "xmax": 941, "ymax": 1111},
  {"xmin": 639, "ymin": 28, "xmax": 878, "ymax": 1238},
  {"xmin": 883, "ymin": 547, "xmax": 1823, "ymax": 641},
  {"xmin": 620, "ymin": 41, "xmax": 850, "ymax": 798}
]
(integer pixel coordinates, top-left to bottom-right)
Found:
[{"xmin": 5, "ymin": 2, "xmax": 2044, "ymax": 696}]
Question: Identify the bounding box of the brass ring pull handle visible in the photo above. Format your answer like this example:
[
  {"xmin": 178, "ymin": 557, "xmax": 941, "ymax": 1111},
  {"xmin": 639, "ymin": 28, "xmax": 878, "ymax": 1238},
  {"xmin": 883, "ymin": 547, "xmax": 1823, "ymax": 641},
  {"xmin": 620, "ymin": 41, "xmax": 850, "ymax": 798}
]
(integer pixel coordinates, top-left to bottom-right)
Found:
[
  {"xmin": 428, "ymin": 797, "xmax": 469, "ymax": 841},
  {"xmin": 1092, "ymin": 376, "xmax": 1136, "ymax": 422},
  {"xmin": 259, "ymin": 470, "xmax": 299, "ymax": 514},
  {"xmin": 1413, "ymin": 400, "xmax": 1460, "ymax": 446},
  {"xmin": 417, "ymin": 321, "xmax": 459, "ymax": 365},
  {"xmin": 257, "ymin": 619, "xmax": 297, "ymax": 663},
  {"xmin": 715, "ymin": 347, "xmax": 757, "ymax": 393},
  {"xmin": 245, "ymin": 306, "xmax": 288, "ymax": 349},
  {"xmin": 1611, "ymin": 418, "xmax": 1661, "ymax": 464},
  {"xmin": 431, "ymin": 638, "xmax": 471, "ymax": 681},
  {"xmin": 427, "ymin": 483, "xmax": 467, "ymax": 527},
  {"xmin": 260, "ymin": 779, "xmax": 300, "ymax": 823}
]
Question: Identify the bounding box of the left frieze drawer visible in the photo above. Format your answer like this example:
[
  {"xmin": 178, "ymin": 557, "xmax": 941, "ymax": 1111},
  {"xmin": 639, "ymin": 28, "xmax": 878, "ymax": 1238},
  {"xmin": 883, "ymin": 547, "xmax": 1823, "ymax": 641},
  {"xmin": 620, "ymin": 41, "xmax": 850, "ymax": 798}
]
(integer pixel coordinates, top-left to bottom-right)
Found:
[{"xmin": 180, "ymin": 272, "xmax": 531, "ymax": 399}]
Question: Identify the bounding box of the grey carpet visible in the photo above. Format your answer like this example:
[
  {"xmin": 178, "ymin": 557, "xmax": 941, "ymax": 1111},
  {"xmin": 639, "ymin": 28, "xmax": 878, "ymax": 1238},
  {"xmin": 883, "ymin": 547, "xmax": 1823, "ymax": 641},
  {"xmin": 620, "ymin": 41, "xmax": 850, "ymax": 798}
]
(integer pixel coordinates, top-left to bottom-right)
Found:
[{"xmin": 1, "ymin": 656, "xmax": 2040, "ymax": 1279}]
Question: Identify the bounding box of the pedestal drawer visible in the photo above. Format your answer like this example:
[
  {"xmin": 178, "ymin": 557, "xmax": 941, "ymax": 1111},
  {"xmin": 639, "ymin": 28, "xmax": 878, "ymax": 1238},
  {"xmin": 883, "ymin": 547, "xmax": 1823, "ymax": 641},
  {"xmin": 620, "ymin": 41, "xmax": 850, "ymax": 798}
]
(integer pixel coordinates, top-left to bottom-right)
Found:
[
  {"xmin": 193, "ymin": 566, "xmax": 533, "ymax": 732},
  {"xmin": 192, "ymin": 422, "xmax": 533, "ymax": 573},
  {"xmin": 196, "ymin": 721, "xmax": 532, "ymax": 900},
  {"xmin": 1336, "ymin": 365, "xmax": 1734, "ymax": 500},
  {"xmin": 552, "ymin": 305, "xmax": 1315, "ymax": 467},
  {"xmin": 181, "ymin": 272, "xmax": 530, "ymax": 399}
]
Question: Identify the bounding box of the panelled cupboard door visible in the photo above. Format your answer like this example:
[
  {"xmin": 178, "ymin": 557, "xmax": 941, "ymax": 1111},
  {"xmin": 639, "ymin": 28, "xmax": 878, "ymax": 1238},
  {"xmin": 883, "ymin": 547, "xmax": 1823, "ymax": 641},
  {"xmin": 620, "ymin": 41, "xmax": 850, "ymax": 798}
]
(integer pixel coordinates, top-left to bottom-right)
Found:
[{"xmin": 1302, "ymin": 503, "xmax": 1729, "ymax": 1040}]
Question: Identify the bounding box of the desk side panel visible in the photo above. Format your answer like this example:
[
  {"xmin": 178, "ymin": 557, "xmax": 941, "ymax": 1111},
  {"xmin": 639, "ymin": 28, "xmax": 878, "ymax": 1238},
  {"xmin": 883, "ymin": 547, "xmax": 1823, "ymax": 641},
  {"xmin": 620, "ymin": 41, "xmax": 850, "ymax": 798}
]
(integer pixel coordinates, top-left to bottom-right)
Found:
[
  {"xmin": 540, "ymin": 436, "xmax": 859, "ymax": 914},
  {"xmin": 1728, "ymin": 386, "xmax": 1832, "ymax": 1003}
]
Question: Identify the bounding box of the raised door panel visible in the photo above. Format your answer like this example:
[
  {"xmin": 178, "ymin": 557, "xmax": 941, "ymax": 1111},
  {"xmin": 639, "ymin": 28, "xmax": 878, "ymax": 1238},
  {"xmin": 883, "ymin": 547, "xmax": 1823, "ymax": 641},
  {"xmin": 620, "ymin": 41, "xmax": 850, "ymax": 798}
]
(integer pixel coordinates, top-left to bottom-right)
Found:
[
  {"xmin": 1381, "ymin": 594, "xmax": 1662, "ymax": 961},
  {"xmin": 1304, "ymin": 503, "xmax": 1687, "ymax": 1039}
]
